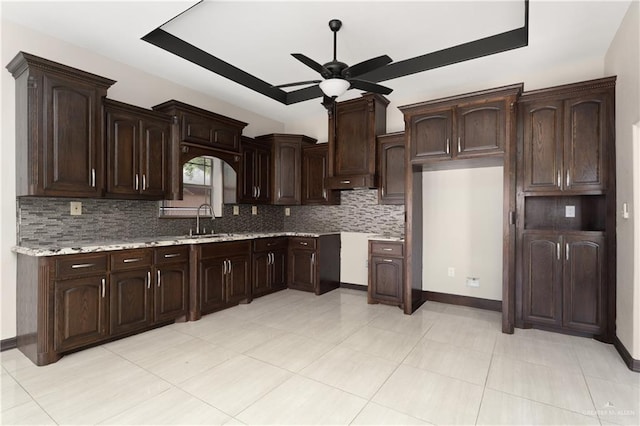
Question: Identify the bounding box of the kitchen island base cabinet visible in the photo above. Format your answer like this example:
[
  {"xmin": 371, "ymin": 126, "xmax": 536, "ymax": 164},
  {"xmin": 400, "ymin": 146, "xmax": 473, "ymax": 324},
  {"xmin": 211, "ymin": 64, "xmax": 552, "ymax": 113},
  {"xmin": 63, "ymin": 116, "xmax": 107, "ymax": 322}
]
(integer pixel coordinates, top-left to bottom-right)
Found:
[
  {"xmin": 190, "ymin": 241, "xmax": 251, "ymax": 320},
  {"xmin": 288, "ymin": 235, "xmax": 340, "ymax": 295}
]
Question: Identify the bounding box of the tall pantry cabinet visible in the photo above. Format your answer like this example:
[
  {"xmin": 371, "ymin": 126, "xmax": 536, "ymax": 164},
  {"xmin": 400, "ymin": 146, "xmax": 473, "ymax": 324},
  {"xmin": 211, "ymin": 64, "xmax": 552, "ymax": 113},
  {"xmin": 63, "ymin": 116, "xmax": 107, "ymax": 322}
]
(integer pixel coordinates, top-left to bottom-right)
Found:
[{"xmin": 516, "ymin": 77, "xmax": 616, "ymax": 341}]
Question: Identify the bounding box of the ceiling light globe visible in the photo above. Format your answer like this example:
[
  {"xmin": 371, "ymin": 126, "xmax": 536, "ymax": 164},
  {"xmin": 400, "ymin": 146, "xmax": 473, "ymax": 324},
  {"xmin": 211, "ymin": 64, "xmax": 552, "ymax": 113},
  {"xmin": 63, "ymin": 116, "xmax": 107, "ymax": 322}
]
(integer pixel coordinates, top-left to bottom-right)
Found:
[{"xmin": 319, "ymin": 78, "xmax": 350, "ymax": 98}]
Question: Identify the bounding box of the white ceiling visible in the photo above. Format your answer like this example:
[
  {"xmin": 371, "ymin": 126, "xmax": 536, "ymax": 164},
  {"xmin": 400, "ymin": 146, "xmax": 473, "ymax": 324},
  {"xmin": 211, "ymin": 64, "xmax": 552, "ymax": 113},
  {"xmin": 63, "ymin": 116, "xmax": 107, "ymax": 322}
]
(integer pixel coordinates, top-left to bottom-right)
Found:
[{"xmin": 1, "ymin": 0, "xmax": 632, "ymax": 125}]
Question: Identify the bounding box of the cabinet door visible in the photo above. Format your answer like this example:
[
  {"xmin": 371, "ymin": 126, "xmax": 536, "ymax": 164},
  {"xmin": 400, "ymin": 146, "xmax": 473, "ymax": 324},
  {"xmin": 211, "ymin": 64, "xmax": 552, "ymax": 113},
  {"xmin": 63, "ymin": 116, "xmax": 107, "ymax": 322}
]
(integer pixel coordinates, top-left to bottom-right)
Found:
[
  {"xmin": 522, "ymin": 233, "xmax": 563, "ymax": 327},
  {"xmin": 106, "ymin": 109, "xmax": 139, "ymax": 196},
  {"xmin": 255, "ymin": 146, "xmax": 271, "ymax": 203},
  {"xmin": 140, "ymin": 118, "xmax": 169, "ymax": 199},
  {"xmin": 42, "ymin": 74, "xmax": 103, "ymax": 196},
  {"xmin": 369, "ymin": 256, "xmax": 403, "ymax": 304},
  {"xmin": 54, "ymin": 276, "xmax": 108, "ymax": 352},
  {"xmin": 155, "ymin": 263, "xmax": 189, "ymax": 323},
  {"xmin": 335, "ymin": 101, "xmax": 371, "ymax": 176},
  {"xmin": 181, "ymin": 114, "xmax": 240, "ymax": 151},
  {"xmin": 273, "ymin": 141, "xmax": 301, "ymax": 205},
  {"xmin": 271, "ymin": 249, "xmax": 287, "ymax": 291},
  {"xmin": 563, "ymin": 234, "xmax": 605, "ymax": 334},
  {"xmin": 563, "ymin": 96, "xmax": 608, "ymax": 192},
  {"xmin": 200, "ymin": 259, "xmax": 226, "ymax": 314},
  {"xmin": 227, "ymin": 254, "xmax": 251, "ymax": 304},
  {"xmin": 288, "ymin": 248, "xmax": 316, "ymax": 292},
  {"xmin": 110, "ymin": 269, "xmax": 153, "ymax": 335},
  {"xmin": 522, "ymin": 101, "xmax": 564, "ymax": 192},
  {"xmin": 302, "ymin": 145, "xmax": 332, "ymax": 204},
  {"xmin": 378, "ymin": 137, "xmax": 405, "ymax": 205},
  {"xmin": 239, "ymin": 143, "xmax": 257, "ymax": 203},
  {"xmin": 252, "ymin": 251, "xmax": 271, "ymax": 297},
  {"xmin": 410, "ymin": 109, "xmax": 453, "ymax": 161},
  {"xmin": 456, "ymin": 100, "xmax": 505, "ymax": 157}
]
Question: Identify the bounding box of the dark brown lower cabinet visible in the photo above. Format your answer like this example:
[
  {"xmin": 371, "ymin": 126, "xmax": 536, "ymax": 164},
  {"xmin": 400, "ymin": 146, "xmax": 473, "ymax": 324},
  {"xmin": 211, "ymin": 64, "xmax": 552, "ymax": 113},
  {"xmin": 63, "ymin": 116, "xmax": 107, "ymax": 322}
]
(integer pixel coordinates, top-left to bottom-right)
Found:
[
  {"xmin": 154, "ymin": 246, "xmax": 190, "ymax": 323},
  {"xmin": 54, "ymin": 275, "xmax": 108, "ymax": 353},
  {"xmin": 368, "ymin": 240, "xmax": 404, "ymax": 307},
  {"xmin": 522, "ymin": 231, "xmax": 605, "ymax": 335},
  {"xmin": 288, "ymin": 235, "xmax": 340, "ymax": 295},
  {"xmin": 252, "ymin": 238, "xmax": 288, "ymax": 298},
  {"xmin": 192, "ymin": 241, "xmax": 251, "ymax": 319},
  {"xmin": 110, "ymin": 268, "xmax": 153, "ymax": 336}
]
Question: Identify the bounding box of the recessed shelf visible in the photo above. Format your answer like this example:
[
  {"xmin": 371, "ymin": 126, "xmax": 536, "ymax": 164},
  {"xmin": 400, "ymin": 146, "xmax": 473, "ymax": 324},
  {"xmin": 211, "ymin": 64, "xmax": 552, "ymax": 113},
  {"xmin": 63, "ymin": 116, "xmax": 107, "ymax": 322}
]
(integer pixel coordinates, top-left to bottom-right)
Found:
[{"xmin": 524, "ymin": 195, "xmax": 606, "ymax": 231}]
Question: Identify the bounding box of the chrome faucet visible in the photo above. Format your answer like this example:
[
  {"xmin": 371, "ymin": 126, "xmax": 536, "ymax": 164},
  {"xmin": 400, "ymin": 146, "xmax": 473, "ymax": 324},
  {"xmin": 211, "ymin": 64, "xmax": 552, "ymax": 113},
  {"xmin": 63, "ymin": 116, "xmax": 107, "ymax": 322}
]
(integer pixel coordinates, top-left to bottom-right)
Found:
[{"xmin": 196, "ymin": 203, "xmax": 214, "ymax": 235}]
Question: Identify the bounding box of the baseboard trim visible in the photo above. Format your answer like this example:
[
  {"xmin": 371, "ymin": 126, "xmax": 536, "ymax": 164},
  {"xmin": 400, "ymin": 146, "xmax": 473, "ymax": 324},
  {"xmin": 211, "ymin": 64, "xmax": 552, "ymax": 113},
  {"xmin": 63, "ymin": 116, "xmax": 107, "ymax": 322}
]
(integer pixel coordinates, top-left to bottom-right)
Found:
[
  {"xmin": 340, "ymin": 283, "xmax": 367, "ymax": 292},
  {"xmin": 613, "ymin": 335, "xmax": 640, "ymax": 372},
  {"xmin": 422, "ymin": 291, "xmax": 502, "ymax": 312},
  {"xmin": 1, "ymin": 337, "xmax": 17, "ymax": 352}
]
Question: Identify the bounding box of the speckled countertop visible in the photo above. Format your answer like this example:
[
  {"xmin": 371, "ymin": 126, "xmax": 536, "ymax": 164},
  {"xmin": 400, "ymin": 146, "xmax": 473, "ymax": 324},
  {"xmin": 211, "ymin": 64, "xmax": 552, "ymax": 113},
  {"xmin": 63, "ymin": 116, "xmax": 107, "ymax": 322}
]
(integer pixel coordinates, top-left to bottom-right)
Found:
[
  {"xmin": 13, "ymin": 232, "xmax": 340, "ymax": 257},
  {"xmin": 368, "ymin": 234, "xmax": 405, "ymax": 242}
]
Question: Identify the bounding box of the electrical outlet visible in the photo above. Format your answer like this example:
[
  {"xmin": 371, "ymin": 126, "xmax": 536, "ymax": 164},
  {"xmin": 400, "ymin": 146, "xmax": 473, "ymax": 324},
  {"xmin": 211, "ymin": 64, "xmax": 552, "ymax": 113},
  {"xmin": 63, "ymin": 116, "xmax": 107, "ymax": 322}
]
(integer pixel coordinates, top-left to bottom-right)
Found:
[
  {"xmin": 251, "ymin": 206, "xmax": 257, "ymax": 215},
  {"xmin": 565, "ymin": 205, "xmax": 575, "ymax": 218},
  {"xmin": 233, "ymin": 205, "xmax": 239, "ymax": 216},
  {"xmin": 285, "ymin": 207, "xmax": 291, "ymax": 216},
  {"xmin": 447, "ymin": 267, "xmax": 455, "ymax": 277},
  {"xmin": 466, "ymin": 277, "xmax": 480, "ymax": 288},
  {"xmin": 70, "ymin": 201, "xmax": 82, "ymax": 216}
]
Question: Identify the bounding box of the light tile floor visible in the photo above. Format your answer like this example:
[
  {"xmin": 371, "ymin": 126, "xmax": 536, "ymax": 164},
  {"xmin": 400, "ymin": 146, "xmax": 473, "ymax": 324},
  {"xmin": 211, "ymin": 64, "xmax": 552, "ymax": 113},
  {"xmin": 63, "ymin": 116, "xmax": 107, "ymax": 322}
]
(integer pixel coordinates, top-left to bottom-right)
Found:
[{"xmin": 1, "ymin": 288, "xmax": 638, "ymax": 425}]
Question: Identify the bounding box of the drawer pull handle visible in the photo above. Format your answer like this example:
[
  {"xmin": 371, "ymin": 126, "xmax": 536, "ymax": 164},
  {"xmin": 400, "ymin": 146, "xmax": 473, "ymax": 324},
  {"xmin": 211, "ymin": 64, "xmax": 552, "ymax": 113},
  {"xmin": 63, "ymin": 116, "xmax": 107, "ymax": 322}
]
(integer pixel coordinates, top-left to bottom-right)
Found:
[
  {"xmin": 123, "ymin": 258, "xmax": 143, "ymax": 263},
  {"xmin": 163, "ymin": 253, "xmax": 181, "ymax": 258},
  {"xmin": 71, "ymin": 263, "xmax": 95, "ymax": 269},
  {"xmin": 383, "ymin": 259, "xmax": 393, "ymax": 262},
  {"xmin": 382, "ymin": 248, "xmax": 393, "ymax": 251},
  {"xmin": 300, "ymin": 242, "xmax": 308, "ymax": 246},
  {"xmin": 340, "ymin": 180, "xmax": 351, "ymax": 184}
]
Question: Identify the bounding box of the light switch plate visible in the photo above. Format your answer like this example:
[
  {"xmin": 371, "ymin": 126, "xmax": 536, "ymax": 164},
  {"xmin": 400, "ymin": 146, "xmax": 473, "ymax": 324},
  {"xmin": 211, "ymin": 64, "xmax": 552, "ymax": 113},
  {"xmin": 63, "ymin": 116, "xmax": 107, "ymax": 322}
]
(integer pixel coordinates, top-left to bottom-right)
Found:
[
  {"xmin": 70, "ymin": 201, "xmax": 82, "ymax": 216},
  {"xmin": 565, "ymin": 205, "xmax": 575, "ymax": 218},
  {"xmin": 447, "ymin": 267, "xmax": 455, "ymax": 277},
  {"xmin": 252, "ymin": 206, "xmax": 257, "ymax": 215},
  {"xmin": 285, "ymin": 208, "xmax": 291, "ymax": 216}
]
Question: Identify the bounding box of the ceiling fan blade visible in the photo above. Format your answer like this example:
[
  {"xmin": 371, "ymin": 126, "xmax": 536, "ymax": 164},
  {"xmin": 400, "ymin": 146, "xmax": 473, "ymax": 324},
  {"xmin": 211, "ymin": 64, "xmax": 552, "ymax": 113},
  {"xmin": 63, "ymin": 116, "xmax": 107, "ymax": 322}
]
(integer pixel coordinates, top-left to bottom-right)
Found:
[
  {"xmin": 349, "ymin": 79, "xmax": 393, "ymax": 95},
  {"xmin": 342, "ymin": 55, "xmax": 392, "ymax": 79},
  {"xmin": 273, "ymin": 80, "xmax": 322, "ymax": 89},
  {"xmin": 291, "ymin": 53, "xmax": 330, "ymax": 76}
]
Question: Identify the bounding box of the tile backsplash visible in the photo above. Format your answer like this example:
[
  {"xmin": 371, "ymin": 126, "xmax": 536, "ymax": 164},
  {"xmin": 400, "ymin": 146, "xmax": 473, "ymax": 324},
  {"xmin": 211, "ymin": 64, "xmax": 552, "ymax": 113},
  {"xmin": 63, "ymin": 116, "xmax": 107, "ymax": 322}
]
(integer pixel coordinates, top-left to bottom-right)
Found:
[{"xmin": 17, "ymin": 190, "xmax": 404, "ymax": 247}]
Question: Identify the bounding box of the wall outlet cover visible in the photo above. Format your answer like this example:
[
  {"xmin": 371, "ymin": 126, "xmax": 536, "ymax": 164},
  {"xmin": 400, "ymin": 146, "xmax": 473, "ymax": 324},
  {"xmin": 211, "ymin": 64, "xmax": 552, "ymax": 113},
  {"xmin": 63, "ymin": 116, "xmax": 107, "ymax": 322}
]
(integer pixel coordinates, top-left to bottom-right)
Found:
[
  {"xmin": 70, "ymin": 201, "xmax": 82, "ymax": 216},
  {"xmin": 233, "ymin": 205, "xmax": 239, "ymax": 216},
  {"xmin": 565, "ymin": 205, "xmax": 576, "ymax": 218},
  {"xmin": 285, "ymin": 207, "xmax": 291, "ymax": 216},
  {"xmin": 251, "ymin": 206, "xmax": 257, "ymax": 215},
  {"xmin": 466, "ymin": 277, "xmax": 480, "ymax": 288},
  {"xmin": 447, "ymin": 267, "xmax": 455, "ymax": 277}
]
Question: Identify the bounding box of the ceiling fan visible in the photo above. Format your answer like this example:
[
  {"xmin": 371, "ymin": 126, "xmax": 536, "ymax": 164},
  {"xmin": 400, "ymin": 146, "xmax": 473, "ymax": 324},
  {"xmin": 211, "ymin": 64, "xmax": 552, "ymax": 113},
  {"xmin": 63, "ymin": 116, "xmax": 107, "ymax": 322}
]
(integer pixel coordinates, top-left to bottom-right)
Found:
[{"xmin": 275, "ymin": 19, "xmax": 394, "ymax": 107}]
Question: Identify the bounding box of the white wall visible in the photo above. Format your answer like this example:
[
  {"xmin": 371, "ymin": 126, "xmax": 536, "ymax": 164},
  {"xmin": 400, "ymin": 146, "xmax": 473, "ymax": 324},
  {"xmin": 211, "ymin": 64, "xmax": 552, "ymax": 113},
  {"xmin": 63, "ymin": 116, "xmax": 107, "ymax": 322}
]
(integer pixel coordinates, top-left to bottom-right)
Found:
[
  {"xmin": 340, "ymin": 232, "xmax": 379, "ymax": 286},
  {"xmin": 604, "ymin": 0, "xmax": 640, "ymax": 359},
  {"xmin": 0, "ymin": 20, "xmax": 285, "ymax": 340},
  {"xmin": 422, "ymin": 167, "xmax": 504, "ymax": 300}
]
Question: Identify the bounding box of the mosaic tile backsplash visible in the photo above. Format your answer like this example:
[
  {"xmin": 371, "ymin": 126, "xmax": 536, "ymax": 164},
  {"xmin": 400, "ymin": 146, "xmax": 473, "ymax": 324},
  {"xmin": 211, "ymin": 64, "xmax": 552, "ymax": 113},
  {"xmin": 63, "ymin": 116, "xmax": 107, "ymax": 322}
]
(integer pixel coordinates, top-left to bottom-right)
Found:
[{"xmin": 17, "ymin": 190, "xmax": 404, "ymax": 247}]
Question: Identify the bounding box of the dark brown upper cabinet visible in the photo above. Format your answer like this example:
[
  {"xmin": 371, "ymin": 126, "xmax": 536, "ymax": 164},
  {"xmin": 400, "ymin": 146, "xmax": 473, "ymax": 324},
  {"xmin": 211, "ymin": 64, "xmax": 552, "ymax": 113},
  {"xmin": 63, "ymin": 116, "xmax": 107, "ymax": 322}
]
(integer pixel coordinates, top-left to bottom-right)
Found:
[
  {"xmin": 7, "ymin": 52, "xmax": 116, "ymax": 197},
  {"xmin": 104, "ymin": 99, "xmax": 171, "ymax": 200},
  {"xmin": 255, "ymin": 133, "xmax": 317, "ymax": 205},
  {"xmin": 327, "ymin": 93, "xmax": 389, "ymax": 189},
  {"xmin": 401, "ymin": 85, "xmax": 522, "ymax": 166},
  {"xmin": 152, "ymin": 100, "xmax": 247, "ymax": 153},
  {"xmin": 302, "ymin": 144, "xmax": 339, "ymax": 205},
  {"xmin": 519, "ymin": 78, "xmax": 614, "ymax": 194},
  {"xmin": 377, "ymin": 132, "xmax": 405, "ymax": 205},
  {"xmin": 238, "ymin": 136, "xmax": 271, "ymax": 204}
]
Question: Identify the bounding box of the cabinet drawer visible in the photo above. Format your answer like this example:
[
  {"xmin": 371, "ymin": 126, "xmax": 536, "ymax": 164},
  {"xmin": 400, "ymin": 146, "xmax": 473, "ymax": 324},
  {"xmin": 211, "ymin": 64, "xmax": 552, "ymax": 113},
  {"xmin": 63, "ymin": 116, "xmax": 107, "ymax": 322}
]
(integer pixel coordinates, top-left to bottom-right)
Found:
[
  {"xmin": 253, "ymin": 238, "xmax": 288, "ymax": 252},
  {"xmin": 111, "ymin": 249, "xmax": 152, "ymax": 271},
  {"xmin": 289, "ymin": 237, "xmax": 317, "ymax": 250},
  {"xmin": 370, "ymin": 241, "xmax": 404, "ymax": 257},
  {"xmin": 154, "ymin": 246, "xmax": 189, "ymax": 265},
  {"xmin": 201, "ymin": 240, "xmax": 251, "ymax": 259},
  {"xmin": 326, "ymin": 175, "xmax": 375, "ymax": 190},
  {"xmin": 55, "ymin": 254, "xmax": 108, "ymax": 278}
]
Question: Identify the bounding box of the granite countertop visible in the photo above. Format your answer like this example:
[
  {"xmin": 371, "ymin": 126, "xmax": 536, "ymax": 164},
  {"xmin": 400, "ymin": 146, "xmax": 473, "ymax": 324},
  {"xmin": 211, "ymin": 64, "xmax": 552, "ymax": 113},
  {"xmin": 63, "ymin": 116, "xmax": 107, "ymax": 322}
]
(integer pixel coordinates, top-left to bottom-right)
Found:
[
  {"xmin": 13, "ymin": 232, "xmax": 340, "ymax": 257},
  {"xmin": 367, "ymin": 234, "xmax": 405, "ymax": 242}
]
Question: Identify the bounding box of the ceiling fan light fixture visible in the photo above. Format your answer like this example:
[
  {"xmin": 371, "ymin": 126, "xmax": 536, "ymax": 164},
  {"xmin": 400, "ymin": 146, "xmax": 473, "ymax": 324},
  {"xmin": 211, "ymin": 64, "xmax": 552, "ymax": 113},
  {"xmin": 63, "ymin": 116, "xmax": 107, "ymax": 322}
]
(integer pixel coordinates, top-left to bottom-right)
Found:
[{"xmin": 319, "ymin": 78, "xmax": 350, "ymax": 98}]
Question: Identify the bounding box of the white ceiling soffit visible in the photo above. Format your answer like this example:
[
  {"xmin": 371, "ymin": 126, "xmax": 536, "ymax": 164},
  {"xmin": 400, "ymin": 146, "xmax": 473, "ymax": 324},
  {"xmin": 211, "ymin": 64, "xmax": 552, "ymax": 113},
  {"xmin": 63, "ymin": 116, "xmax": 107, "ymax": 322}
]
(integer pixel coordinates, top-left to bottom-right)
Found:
[{"xmin": 1, "ymin": 1, "xmax": 632, "ymax": 124}]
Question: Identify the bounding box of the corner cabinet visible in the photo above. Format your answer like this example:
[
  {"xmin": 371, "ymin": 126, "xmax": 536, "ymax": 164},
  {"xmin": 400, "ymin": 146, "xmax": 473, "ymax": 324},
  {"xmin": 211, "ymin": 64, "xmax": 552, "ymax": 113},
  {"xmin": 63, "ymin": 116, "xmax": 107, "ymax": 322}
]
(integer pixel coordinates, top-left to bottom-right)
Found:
[
  {"xmin": 368, "ymin": 240, "xmax": 404, "ymax": 307},
  {"xmin": 104, "ymin": 99, "xmax": 171, "ymax": 199},
  {"xmin": 288, "ymin": 235, "xmax": 341, "ymax": 295},
  {"xmin": 254, "ymin": 134, "xmax": 317, "ymax": 205},
  {"xmin": 377, "ymin": 132, "xmax": 405, "ymax": 205},
  {"xmin": 327, "ymin": 93, "xmax": 389, "ymax": 189},
  {"xmin": 7, "ymin": 52, "xmax": 116, "ymax": 197}
]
